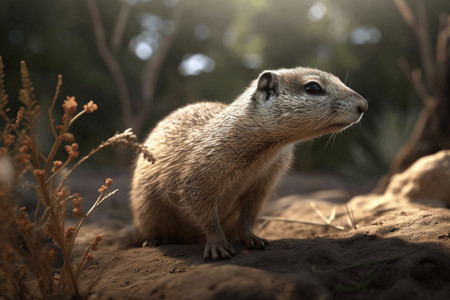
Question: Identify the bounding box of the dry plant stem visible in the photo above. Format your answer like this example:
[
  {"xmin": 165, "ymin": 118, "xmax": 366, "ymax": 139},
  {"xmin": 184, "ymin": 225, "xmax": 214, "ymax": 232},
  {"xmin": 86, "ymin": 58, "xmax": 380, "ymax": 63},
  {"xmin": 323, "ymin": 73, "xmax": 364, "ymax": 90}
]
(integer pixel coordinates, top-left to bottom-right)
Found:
[
  {"xmin": 35, "ymin": 176, "xmax": 81, "ymax": 297},
  {"xmin": 44, "ymin": 116, "xmax": 71, "ymax": 174},
  {"xmin": 20, "ymin": 64, "xmax": 40, "ymax": 171},
  {"xmin": 1, "ymin": 59, "xmax": 118, "ymax": 298},
  {"xmin": 76, "ymin": 246, "xmax": 93, "ymax": 279},
  {"xmin": 68, "ymin": 189, "xmax": 118, "ymax": 256},
  {"xmin": 21, "ymin": 63, "xmax": 80, "ymax": 296},
  {"xmin": 45, "ymin": 158, "xmax": 72, "ymax": 184},
  {"xmin": 48, "ymin": 74, "xmax": 63, "ymax": 139},
  {"xmin": 46, "ymin": 103, "xmax": 87, "ymax": 179},
  {"xmin": 71, "ymin": 190, "xmax": 117, "ymax": 280},
  {"xmin": 69, "ymin": 110, "xmax": 86, "ymax": 127},
  {"xmin": 56, "ymin": 128, "xmax": 153, "ymax": 192},
  {"xmin": 259, "ymin": 216, "xmax": 345, "ymax": 231}
]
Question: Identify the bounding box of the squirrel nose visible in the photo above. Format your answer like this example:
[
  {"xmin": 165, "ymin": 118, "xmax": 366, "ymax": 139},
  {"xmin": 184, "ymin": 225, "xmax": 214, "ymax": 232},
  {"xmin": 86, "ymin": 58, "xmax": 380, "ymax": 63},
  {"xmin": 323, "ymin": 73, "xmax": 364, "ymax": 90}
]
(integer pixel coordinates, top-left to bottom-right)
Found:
[{"xmin": 356, "ymin": 96, "xmax": 368, "ymax": 114}]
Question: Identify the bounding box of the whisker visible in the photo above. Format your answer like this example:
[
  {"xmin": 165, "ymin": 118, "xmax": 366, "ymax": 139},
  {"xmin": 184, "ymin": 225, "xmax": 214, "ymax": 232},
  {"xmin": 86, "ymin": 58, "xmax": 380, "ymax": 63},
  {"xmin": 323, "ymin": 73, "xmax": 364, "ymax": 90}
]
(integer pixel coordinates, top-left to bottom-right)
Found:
[
  {"xmin": 304, "ymin": 140, "xmax": 314, "ymax": 156},
  {"xmin": 324, "ymin": 133, "xmax": 334, "ymax": 151},
  {"xmin": 332, "ymin": 132, "xmax": 338, "ymax": 151}
]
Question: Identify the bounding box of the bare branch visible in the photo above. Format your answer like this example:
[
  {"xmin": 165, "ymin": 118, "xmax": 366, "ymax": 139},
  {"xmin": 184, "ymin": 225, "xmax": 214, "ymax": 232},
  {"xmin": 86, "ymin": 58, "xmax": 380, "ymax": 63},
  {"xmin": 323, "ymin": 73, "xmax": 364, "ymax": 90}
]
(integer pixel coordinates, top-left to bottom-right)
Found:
[
  {"xmin": 415, "ymin": 0, "xmax": 436, "ymax": 90},
  {"xmin": 135, "ymin": 4, "xmax": 183, "ymax": 133},
  {"xmin": 385, "ymin": 0, "xmax": 450, "ymax": 178},
  {"xmin": 436, "ymin": 14, "xmax": 450, "ymax": 65},
  {"xmin": 86, "ymin": 0, "xmax": 133, "ymax": 128},
  {"xmin": 398, "ymin": 58, "xmax": 423, "ymax": 97},
  {"xmin": 393, "ymin": 0, "xmax": 416, "ymax": 27},
  {"xmin": 111, "ymin": 2, "xmax": 132, "ymax": 53},
  {"xmin": 436, "ymin": 14, "xmax": 450, "ymax": 92},
  {"xmin": 398, "ymin": 57, "xmax": 437, "ymax": 108},
  {"xmin": 393, "ymin": 0, "xmax": 437, "ymax": 91}
]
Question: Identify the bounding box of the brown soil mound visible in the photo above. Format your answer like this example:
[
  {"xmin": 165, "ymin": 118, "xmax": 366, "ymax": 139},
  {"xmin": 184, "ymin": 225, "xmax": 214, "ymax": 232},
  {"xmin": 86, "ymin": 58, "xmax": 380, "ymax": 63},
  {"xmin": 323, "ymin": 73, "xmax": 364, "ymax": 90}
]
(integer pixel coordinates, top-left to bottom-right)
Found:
[{"xmin": 74, "ymin": 151, "xmax": 450, "ymax": 299}]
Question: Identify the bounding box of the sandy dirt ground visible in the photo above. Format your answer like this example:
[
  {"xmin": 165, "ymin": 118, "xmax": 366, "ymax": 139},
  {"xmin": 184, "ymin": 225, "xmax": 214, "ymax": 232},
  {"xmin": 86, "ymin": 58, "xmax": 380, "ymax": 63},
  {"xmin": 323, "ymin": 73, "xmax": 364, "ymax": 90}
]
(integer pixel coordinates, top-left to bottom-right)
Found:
[{"xmin": 67, "ymin": 153, "xmax": 450, "ymax": 300}]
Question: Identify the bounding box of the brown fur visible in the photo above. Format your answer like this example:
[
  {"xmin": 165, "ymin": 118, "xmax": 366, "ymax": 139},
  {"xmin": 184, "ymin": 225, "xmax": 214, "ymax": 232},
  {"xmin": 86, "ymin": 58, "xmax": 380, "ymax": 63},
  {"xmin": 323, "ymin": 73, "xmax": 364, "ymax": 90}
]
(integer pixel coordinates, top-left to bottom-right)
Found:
[{"xmin": 130, "ymin": 67, "xmax": 368, "ymax": 259}]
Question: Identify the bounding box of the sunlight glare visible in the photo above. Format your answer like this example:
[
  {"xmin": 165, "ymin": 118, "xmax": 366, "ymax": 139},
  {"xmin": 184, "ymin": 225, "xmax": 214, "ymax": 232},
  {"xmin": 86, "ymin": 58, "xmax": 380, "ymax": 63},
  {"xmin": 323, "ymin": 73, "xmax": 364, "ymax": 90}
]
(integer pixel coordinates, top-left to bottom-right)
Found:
[
  {"xmin": 135, "ymin": 42, "xmax": 153, "ymax": 60},
  {"xmin": 307, "ymin": 2, "xmax": 327, "ymax": 22},
  {"xmin": 179, "ymin": 54, "xmax": 215, "ymax": 76},
  {"xmin": 350, "ymin": 26, "xmax": 382, "ymax": 45}
]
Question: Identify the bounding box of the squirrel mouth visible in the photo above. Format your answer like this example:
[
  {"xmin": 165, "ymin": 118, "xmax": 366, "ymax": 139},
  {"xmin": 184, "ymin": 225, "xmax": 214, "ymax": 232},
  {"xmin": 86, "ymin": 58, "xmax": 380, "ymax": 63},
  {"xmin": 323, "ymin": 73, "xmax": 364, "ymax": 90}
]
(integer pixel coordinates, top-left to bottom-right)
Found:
[{"xmin": 325, "ymin": 122, "xmax": 352, "ymax": 129}]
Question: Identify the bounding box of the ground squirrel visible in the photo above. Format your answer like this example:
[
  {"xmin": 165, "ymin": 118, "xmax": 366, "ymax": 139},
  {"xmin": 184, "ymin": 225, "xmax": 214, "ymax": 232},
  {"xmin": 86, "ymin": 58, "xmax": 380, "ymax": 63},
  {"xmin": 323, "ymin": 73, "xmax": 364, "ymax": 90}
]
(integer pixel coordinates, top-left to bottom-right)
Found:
[{"xmin": 130, "ymin": 67, "xmax": 368, "ymax": 260}]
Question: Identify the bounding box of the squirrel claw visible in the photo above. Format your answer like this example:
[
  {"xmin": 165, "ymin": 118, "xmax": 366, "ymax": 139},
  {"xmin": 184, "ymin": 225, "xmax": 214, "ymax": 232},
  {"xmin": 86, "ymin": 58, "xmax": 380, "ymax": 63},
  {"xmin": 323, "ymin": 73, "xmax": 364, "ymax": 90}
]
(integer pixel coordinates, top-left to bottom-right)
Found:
[{"xmin": 203, "ymin": 238, "xmax": 236, "ymax": 261}]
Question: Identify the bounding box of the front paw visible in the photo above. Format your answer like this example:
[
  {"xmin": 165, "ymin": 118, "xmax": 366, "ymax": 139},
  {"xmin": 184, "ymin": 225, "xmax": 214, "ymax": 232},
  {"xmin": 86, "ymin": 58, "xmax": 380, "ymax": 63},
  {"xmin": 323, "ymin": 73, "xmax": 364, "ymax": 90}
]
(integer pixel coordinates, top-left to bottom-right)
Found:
[
  {"xmin": 203, "ymin": 237, "xmax": 236, "ymax": 261},
  {"xmin": 240, "ymin": 232, "xmax": 272, "ymax": 249}
]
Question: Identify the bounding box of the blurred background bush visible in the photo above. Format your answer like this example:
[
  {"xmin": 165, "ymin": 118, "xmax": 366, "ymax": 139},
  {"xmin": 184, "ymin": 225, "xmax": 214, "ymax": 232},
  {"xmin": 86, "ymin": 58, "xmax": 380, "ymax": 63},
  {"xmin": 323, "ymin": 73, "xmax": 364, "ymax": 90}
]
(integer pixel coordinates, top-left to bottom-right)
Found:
[{"xmin": 1, "ymin": 0, "xmax": 448, "ymax": 179}]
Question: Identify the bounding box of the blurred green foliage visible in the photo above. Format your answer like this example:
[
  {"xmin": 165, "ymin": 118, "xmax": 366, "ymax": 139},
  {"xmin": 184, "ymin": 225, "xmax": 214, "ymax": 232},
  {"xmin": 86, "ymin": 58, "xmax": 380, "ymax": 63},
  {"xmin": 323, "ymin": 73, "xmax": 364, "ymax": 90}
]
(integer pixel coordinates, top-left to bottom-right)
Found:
[{"xmin": 0, "ymin": 0, "xmax": 448, "ymax": 177}]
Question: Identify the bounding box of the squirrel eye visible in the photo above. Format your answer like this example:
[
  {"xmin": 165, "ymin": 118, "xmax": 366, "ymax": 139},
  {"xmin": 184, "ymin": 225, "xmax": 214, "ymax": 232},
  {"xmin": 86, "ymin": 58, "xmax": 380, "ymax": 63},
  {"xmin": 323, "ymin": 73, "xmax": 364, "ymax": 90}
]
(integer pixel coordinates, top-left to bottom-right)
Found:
[{"xmin": 304, "ymin": 82, "xmax": 324, "ymax": 95}]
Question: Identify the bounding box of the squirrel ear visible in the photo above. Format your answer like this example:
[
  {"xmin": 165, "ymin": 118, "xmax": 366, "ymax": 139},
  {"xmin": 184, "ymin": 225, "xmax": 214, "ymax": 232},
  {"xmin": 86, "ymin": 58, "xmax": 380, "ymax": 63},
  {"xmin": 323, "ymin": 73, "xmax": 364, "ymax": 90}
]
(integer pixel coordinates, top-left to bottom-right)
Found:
[{"xmin": 255, "ymin": 71, "xmax": 279, "ymax": 103}]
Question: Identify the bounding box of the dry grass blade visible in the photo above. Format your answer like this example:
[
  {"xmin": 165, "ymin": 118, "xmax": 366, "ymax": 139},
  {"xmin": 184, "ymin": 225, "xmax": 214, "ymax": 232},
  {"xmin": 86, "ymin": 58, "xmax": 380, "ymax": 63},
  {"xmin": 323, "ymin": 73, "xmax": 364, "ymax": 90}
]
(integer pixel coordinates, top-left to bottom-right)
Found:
[
  {"xmin": 328, "ymin": 206, "xmax": 337, "ymax": 223},
  {"xmin": 259, "ymin": 216, "xmax": 345, "ymax": 231},
  {"xmin": 309, "ymin": 202, "xmax": 339, "ymax": 225},
  {"xmin": 346, "ymin": 203, "xmax": 358, "ymax": 229}
]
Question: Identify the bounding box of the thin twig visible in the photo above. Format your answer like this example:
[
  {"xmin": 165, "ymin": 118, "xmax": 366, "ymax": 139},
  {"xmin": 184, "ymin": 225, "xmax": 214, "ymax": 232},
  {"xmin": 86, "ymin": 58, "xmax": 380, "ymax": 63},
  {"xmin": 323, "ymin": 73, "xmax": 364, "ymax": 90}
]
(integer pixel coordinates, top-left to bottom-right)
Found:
[
  {"xmin": 87, "ymin": 189, "xmax": 118, "ymax": 217},
  {"xmin": 45, "ymin": 158, "xmax": 72, "ymax": 184},
  {"xmin": 68, "ymin": 189, "xmax": 118, "ymax": 256},
  {"xmin": 56, "ymin": 128, "xmax": 154, "ymax": 192},
  {"xmin": 68, "ymin": 110, "xmax": 86, "ymax": 127}
]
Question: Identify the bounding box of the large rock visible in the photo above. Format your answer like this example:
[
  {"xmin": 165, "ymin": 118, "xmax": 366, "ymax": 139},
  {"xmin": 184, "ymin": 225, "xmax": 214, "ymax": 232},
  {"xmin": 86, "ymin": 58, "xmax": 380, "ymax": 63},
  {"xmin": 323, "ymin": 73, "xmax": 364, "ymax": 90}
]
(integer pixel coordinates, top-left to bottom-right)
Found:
[{"xmin": 386, "ymin": 150, "xmax": 450, "ymax": 207}]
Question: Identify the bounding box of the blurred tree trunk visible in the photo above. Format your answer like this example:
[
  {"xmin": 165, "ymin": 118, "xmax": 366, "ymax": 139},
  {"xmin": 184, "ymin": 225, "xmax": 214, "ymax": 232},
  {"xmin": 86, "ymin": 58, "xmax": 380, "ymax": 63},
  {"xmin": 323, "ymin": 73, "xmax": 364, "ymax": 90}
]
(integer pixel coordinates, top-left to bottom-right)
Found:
[
  {"xmin": 86, "ymin": 0, "xmax": 182, "ymax": 164},
  {"xmin": 377, "ymin": 0, "xmax": 450, "ymax": 191},
  {"xmin": 86, "ymin": 0, "xmax": 182, "ymax": 134}
]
